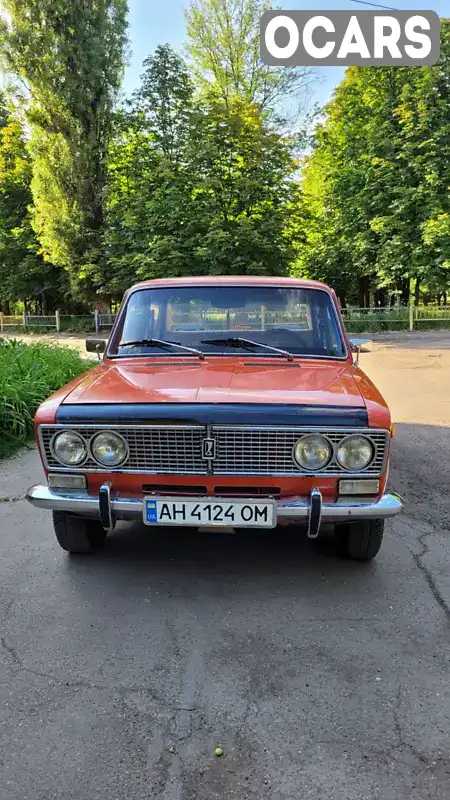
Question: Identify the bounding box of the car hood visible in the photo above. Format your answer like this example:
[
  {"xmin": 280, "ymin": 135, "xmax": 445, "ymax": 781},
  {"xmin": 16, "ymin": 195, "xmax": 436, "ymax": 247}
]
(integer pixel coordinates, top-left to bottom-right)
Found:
[{"xmin": 62, "ymin": 357, "xmax": 365, "ymax": 408}]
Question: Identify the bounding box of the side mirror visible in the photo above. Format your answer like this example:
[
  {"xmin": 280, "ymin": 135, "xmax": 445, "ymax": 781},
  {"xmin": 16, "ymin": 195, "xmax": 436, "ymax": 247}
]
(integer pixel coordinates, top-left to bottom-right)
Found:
[
  {"xmin": 86, "ymin": 338, "xmax": 106, "ymax": 357},
  {"xmin": 349, "ymin": 337, "xmax": 372, "ymax": 354},
  {"xmin": 349, "ymin": 338, "xmax": 372, "ymax": 367}
]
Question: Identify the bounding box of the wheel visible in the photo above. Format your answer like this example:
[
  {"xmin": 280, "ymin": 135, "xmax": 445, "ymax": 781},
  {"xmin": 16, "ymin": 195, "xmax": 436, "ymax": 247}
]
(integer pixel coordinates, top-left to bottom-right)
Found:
[
  {"xmin": 52, "ymin": 511, "xmax": 107, "ymax": 554},
  {"xmin": 335, "ymin": 519, "xmax": 384, "ymax": 561}
]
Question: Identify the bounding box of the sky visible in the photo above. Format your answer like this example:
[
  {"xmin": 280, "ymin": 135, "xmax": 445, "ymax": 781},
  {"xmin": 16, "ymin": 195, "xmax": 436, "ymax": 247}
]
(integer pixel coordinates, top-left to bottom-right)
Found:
[{"xmin": 124, "ymin": 0, "xmax": 449, "ymax": 108}]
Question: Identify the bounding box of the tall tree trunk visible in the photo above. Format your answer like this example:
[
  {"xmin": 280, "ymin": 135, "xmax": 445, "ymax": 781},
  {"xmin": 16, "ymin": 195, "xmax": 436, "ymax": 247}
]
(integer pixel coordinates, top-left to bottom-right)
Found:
[
  {"xmin": 358, "ymin": 276, "xmax": 370, "ymax": 307},
  {"xmin": 399, "ymin": 279, "xmax": 410, "ymax": 305},
  {"xmin": 374, "ymin": 288, "xmax": 388, "ymax": 307},
  {"xmin": 1, "ymin": 301, "xmax": 10, "ymax": 315},
  {"xmin": 358, "ymin": 281, "xmax": 363, "ymax": 308},
  {"xmin": 414, "ymin": 278, "xmax": 421, "ymax": 307},
  {"xmin": 358, "ymin": 277, "xmax": 365, "ymax": 307}
]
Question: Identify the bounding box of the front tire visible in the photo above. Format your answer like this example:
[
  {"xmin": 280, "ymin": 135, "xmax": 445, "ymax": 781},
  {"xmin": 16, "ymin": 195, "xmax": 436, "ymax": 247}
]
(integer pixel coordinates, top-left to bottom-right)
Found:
[
  {"xmin": 335, "ymin": 519, "xmax": 384, "ymax": 561},
  {"xmin": 52, "ymin": 511, "xmax": 107, "ymax": 554}
]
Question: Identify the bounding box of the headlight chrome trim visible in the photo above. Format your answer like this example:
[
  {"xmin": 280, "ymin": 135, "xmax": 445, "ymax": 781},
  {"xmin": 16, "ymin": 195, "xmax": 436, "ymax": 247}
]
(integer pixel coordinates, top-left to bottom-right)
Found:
[
  {"xmin": 336, "ymin": 434, "xmax": 375, "ymax": 473},
  {"xmin": 292, "ymin": 433, "xmax": 333, "ymax": 472},
  {"xmin": 50, "ymin": 430, "xmax": 88, "ymax": 468},
  {"xmin": 90, "ymin": 430, "xmax": 129, "ymax": 468}
]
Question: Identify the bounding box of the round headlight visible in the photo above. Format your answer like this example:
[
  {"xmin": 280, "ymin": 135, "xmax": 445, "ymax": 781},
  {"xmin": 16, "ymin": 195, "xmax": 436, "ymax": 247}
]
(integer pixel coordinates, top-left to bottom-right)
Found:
[
  {"xmin": 337, "ymin": 435, "xmax": 374, "ymax": 472},
  {"xmin": 294, "ymin": 434, "xmax": 332, "ymax": 471},
  {"xmin": 91, "ymin": 431, "xmax": 128, "ymax": 468},
  {"xmin": 52, "ymin": 431, "xmax": 87, "ymax": 467}
]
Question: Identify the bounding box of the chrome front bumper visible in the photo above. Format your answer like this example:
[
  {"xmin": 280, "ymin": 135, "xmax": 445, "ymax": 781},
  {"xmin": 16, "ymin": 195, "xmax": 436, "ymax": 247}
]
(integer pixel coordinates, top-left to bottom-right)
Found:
[{"xmin": 26, "ymin": 484, "xmax": 403, "ymax": 538}]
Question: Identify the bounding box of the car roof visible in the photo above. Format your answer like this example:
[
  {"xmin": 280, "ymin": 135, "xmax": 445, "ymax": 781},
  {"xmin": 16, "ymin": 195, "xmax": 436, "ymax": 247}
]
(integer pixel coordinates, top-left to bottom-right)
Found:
[{"xmin": 130, "ymin": 276, "xmax": 332, "ymax": 291}]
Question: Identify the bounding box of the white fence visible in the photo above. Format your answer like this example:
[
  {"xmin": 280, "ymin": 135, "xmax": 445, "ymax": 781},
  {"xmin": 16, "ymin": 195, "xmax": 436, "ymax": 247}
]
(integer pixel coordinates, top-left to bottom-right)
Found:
[
  {"xmin": 98, "ymin": 313, "xmax": 117, "ymax": 331},
  {"xmin": 0, "ymin": 310, "xmax": 118, "ymax": 333}
]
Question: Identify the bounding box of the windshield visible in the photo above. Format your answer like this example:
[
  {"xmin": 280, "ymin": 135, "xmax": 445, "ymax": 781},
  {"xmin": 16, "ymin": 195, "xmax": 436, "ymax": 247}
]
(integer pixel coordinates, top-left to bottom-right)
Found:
[{"xmin": 111, "ymin": 286, "xmax": 346, "ymax": 359}]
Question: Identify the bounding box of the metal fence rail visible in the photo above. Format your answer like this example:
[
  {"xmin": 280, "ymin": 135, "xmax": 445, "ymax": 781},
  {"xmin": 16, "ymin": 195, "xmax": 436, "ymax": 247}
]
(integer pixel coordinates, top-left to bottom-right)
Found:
[
  {"xmin": 415, "ymin": 306, "xmax": 450, "ymax": 322},
  {"xmin": 342, "ymin": 306, "xmax": 450, "ymax": 333},
  {"xmin": 0, "ymin": 307, "xmax": 449, "ymax": 334},
  {"xmin": 98, "ymin": 313, "xmax": 117, "ymax": 331},
  {"xmin": 0, "ymin": 311, "xmax": 118, "ymax": 333},
  {"xmin": 24, "ymin": 314, "xmax": 58, "ymax": 328}
]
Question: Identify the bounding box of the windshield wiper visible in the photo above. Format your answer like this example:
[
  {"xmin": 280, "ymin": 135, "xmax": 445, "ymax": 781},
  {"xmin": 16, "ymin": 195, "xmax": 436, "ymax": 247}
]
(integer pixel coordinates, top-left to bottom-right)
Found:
[
  {"xmin": 119, "ymin": 339, "xmax": 205, "ymax": 360},
  {"xmin": 201, "ymin": 337, "xmax": 294, "ymax": 362}
]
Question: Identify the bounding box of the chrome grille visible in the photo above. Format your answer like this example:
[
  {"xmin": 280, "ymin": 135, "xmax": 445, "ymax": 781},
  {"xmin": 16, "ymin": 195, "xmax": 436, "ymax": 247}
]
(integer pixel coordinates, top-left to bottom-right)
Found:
[
  {"xmin": 213, "ymin": 427, "xmax": 388, "ymax": 475},
  {"xmin": 39, "ymin": 424, "xmax": 389, "ymax": 477},
  {"xmin": 39, "ymin": 425, "xmax": 207, "ymax": 475}
]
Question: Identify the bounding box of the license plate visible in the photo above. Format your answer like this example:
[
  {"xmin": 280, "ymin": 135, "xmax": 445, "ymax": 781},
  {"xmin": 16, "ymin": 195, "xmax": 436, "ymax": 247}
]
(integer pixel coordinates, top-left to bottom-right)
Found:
[{"xmin": 143, "ymin": 498, "xmax": 277, "ymax": 529}]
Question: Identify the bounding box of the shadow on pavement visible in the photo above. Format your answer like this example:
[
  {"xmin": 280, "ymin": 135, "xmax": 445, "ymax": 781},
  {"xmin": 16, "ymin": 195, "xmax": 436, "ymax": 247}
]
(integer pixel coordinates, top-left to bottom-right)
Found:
[
  {"xmin": 57, "ymin": 419, "xmax": 450, "ymax": 589},
  {"xmin": 61, "ymin": 522, "xmax": 382, "ymax": 597},
  {"xmin": 59, "ymin": 418, "xmax": 450, "ymax": 580}
]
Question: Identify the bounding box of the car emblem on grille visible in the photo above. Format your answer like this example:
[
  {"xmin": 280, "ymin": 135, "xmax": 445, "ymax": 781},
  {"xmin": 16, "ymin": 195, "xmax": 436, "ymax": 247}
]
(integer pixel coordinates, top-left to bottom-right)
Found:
[{"xmin": 202, "ymin": 437, "xmax": 216, "ymax": 460}]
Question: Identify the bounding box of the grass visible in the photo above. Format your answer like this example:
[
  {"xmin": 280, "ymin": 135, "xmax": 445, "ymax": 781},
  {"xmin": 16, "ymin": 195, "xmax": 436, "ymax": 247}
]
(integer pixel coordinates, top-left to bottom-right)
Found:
[{"xmin": 0, "ymin": 338, "xmax": 94, "ymax": 459}]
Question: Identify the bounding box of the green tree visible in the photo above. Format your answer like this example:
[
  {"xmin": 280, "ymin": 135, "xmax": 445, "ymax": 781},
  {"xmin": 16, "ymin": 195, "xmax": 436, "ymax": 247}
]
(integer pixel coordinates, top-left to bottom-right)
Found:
[
  {"xmin": 186, "ymin": 96, "xmax": 300, "ymax": 275},
  {"xmin": 390, "ymin": 21, "xmax": 450, "ymax": 301},
  {"xmin": 103, "ymin": 45, "xmax": 300, "ymax": 295},
  {"xmin": 186, "ymin": 0, "xmax": 313, "ymax": 119},
  {"xmin": 0, "ymin": 96, "xmax": 62, "ymax": 314},
  {"xmin": 184, "ymin": 0, "xmax": 312, "ymax": 283},
  {"xmin": 297, "ymin": 20, "xmax": 450, "ymax": 305},
  {"xmin": 0, "ymin": 0, "xmax": 128, "ymax": 298},
  {"xmin": 103, "ymin": 45, "xmax": 204, "ymax": 295},
  {"xmin": 134, "ymin": 44, "xmax": 195, "ymax": 160}
]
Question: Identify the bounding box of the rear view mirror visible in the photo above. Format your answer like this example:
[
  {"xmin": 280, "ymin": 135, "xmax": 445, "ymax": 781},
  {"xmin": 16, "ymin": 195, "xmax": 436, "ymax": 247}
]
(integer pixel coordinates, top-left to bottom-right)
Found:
[{"xmin": 86, "ymin": 338, "xmax": 106, "ymax": 355}]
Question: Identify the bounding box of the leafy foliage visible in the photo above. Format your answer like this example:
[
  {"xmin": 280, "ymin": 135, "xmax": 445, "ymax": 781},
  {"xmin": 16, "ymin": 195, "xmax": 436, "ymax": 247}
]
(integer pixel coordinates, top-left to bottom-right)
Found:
[
  {"xmin": 0, "ymin": 95, "xmax": 64, "ymax": 312},
  {"xmin": 102, "ymin": 45, "xmax": 300, "ymax": 296},
  {"xmin": 0, "ymin": 0, "xmax": 129, "ymax": 297},
  {"xmin": 186, "ymin": 0, "xmax": 313, "ymax": 120},
  {"xmin": 0, "ymin": 1, "xmax": 448, "ymax": 310},
  {"xmin": 297, "ymin": 20, "xmax": 450, "ymax": 305},
  {"xmin": 0, "ymin": 338, "xmax": 93, "ymax": 455}
]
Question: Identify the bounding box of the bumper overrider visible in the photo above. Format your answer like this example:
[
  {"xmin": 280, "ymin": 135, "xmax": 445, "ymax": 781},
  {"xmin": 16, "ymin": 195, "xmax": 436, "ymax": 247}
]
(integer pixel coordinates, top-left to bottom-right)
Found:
[{"xmin": 26, "ymin": 484, "xmax": 403, "ymax": 539}]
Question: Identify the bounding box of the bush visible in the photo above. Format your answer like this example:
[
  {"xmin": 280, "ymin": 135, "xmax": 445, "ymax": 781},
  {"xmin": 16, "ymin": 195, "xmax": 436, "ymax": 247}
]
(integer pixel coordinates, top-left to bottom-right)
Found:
[
  {"xmin": 60, "ymin": 316, "xmax": 95, "ymax": 333},
  {"xmin": 0, "ymin": 339, "xmax": 94, "ymax": 458},
  {"xmin": 343, "ymin": 308, "xmax": 410, "ymax": 334}
]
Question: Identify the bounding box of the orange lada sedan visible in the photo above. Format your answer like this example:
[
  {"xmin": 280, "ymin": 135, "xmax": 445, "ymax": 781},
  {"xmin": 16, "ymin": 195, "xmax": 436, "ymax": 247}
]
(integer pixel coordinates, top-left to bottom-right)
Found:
[{"xmin": 27, "ymin": 276, "xmax": 403, "ymax": 560}]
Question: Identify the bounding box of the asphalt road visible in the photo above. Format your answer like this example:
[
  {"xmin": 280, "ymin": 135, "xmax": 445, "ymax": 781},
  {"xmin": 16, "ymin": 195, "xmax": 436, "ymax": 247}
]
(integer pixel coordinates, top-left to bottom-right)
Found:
[{"xmin": 1, "ymin": 332, "xmax": 450, "ymax": 800}]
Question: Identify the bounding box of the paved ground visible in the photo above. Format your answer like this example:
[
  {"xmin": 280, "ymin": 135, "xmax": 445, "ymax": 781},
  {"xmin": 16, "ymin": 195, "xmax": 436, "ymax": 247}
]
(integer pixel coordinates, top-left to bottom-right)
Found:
[
  {"xmin": 1, "ymin": 330, "xmax": 96, "ymax": 358},
  {"xmin": 1, "ymin": 332, "xmax": 450, "ymax": 800}
]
